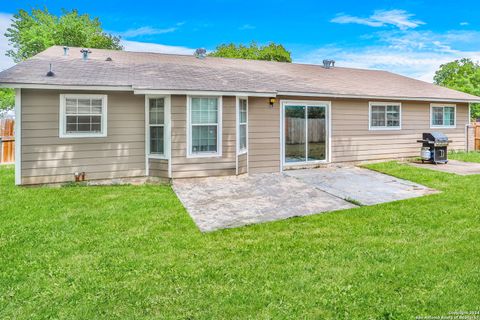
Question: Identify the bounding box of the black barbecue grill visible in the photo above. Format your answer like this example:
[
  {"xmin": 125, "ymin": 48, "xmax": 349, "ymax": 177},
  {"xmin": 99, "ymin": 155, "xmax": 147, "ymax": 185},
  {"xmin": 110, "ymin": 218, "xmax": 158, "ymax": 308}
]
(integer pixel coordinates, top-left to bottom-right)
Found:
[{"xmin": 417, "ymin": 132, "xmax": 451, "ymax": 164}]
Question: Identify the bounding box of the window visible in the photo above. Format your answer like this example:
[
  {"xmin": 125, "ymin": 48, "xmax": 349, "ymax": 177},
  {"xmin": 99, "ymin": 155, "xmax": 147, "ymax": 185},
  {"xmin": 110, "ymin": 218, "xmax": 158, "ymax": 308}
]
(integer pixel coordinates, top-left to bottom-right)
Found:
[
  {"xmin": 188, "ymin": 96, "xmax": 222, "ymax": 157},
  {"xmin": 60, "ymin": 94, "xmax": 107, "ymax": 138},
  {"xmin": 431, "ymin": 104, "xmax": 456, "ymax": 128},
  {"xmin": 238, "ymin": 98, "xmax": 248, "ymax": 153},
  {"xmin": 369, "ymin": 102, "xmax": 401, "ymax": 130},
  {"xmin": 149, "ymin": 98, "xmax": 165, "ymax": 155}
]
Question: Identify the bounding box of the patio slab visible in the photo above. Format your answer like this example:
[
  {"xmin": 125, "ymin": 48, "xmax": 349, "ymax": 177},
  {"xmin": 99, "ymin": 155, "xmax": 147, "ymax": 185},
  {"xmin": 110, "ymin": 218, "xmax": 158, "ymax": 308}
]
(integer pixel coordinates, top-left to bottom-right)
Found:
[
  {"xmin": 407, "ymin": 160, "xmax": 480, "ymax": 175},
  {"xmin": 174, "ymin": 165, "xmax": 437, "ymax": 232},
  {"xmin": 284, "ymin": 166, "xmax": 437, "ymax": 206},
  {"xmin": 173, "ymin": 173, "xmax": 356, "ymax": 232}
]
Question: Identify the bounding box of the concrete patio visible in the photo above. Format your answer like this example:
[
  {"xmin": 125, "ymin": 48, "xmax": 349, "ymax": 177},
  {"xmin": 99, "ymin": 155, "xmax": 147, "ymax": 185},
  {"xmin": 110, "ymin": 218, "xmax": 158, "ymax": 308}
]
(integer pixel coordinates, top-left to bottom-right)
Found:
[
  {"xmin": 284, "ymin": 166, "xmax": 437, "ymax": 206},
  {"xmin": 173, "ymin": 166, "xmax": 437, "ymax": 232}
]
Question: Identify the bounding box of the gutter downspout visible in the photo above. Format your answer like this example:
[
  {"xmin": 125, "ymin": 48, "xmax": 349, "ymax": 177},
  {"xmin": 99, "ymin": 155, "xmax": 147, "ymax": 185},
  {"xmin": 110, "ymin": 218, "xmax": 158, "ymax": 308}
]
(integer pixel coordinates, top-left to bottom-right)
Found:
[{"xmin": 14, "ymin": 88, "xmax": 21, "ymax": 185}]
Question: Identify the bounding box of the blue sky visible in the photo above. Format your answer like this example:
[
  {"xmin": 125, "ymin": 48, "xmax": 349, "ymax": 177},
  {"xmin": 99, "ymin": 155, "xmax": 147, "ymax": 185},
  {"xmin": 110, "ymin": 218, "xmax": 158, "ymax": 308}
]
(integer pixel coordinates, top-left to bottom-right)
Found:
[{"xmin": 1, "ymin": 0, "xmax": 479, "ymax": 81}]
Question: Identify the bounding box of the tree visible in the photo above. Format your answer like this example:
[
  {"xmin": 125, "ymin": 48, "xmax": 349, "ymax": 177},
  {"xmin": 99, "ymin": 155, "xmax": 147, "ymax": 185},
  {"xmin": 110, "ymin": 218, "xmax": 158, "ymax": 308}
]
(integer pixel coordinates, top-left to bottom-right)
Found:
[
  {"xmin": 209, "ymin": 42, "xmax": 292, "ymax": 63},
  {"xmin": 5, "ymin": 8, "xmax": 122, "ymax": 63},
  {"xmin": 0, "ymin": 89, "xmax": 15, "ymax": 111},
  {"xmin": 434, "ymin": 58, "xmax": 480, "ymax": 119},
  {"xmin": 1, "ymin": 8, "xmax": 122, "ymax": 111}
]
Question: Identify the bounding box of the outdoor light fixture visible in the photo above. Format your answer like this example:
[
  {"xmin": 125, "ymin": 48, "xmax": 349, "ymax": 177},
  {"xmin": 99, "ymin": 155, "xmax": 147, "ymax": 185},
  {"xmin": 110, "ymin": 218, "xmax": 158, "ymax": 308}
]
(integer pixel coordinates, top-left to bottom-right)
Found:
[{"xmin": 269, "ymin": 97, "xmax": 276, "ymax": 107}]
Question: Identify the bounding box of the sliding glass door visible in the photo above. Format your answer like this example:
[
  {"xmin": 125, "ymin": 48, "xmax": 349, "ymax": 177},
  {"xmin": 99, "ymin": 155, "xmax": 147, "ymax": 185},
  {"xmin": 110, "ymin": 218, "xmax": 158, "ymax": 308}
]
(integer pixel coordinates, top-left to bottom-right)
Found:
[{"xmin": 284, "ymin": 102, "xmax": 328, "ymax": 165}]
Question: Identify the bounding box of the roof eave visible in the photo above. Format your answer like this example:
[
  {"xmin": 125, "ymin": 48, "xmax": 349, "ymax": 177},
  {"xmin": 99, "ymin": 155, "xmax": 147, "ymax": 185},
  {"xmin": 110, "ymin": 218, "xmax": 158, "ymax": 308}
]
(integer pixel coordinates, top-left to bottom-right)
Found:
[
  {"xmin": 0, "ymin": 82, "xmax": 133, "ymax": 91},
  {"xmin": 277, "ymin": 91, "xmax": 480, "ymax": 104},
  {"xmin": 132, "ymin": 88, "xmax": 276, "ymax": 97},
  {"xmin": 1, "ymin": 83, "xmax": 479, "ymax": 103}
]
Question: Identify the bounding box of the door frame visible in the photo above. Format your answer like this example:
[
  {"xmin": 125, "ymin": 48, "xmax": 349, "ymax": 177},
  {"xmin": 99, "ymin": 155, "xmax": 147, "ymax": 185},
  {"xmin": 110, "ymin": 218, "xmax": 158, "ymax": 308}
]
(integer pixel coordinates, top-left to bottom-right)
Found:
[
  {"xmin": 145, "ymin": 94, "xmax": 172, "ymax": 177},
  {"xmin": 280, "ymin": 99, "xmax": 331, "ymax": 170}
]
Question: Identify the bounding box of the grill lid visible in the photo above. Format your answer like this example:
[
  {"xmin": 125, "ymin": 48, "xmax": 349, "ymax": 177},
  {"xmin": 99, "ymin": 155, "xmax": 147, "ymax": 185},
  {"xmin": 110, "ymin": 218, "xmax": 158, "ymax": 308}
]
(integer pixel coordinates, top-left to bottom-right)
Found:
[{"xmin": 423, "ymin": 132, "xmax": 449, "ymax": 142}]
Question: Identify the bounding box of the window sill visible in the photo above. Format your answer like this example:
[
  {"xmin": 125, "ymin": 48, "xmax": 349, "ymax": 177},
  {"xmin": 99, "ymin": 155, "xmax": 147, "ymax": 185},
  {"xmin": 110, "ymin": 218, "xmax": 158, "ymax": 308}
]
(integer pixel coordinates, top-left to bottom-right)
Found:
[
  {"xmin": 430, "ymin": 125, "xmax": 456, "ymax": 129},
  {"xmin": 238, "ymin": 150, "xmax": 248, "ymax": 155},
  {"xmin": 187, "ymin": 153, "xmax": 222, "ymax": 159},
  {"xmin": 368, "ymin": 127, "xmax": 401, "ymax": 131},
  {"xmin": 59, "ymin": 133, "xmax": 107, "ymax": 138},
  {"xmin": 148, "ymin": 154, "xmax": 167, "ymax": 160}
]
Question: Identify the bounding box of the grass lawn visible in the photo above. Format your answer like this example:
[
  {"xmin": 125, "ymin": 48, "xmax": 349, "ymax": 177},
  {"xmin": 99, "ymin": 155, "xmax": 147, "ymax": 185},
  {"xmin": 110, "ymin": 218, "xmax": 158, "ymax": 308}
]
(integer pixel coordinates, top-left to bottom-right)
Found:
[
  {"xmin": 449, "ymin": 150, "xmax": 480, "ymax": 162},
  {"xmin": 1, "ymin": 159, "xmax": 480, "ymax": 319},
  {"xmin": 285, "ymin": 142, "xmax": 326, "ymax": 162}
]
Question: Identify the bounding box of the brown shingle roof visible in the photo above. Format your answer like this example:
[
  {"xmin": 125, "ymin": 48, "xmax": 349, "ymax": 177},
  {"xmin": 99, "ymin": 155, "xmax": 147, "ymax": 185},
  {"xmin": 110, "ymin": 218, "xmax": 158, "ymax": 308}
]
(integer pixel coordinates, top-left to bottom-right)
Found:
[{"xmin": 0, "ymin": 45, "xmax": 479, "ymax": 102}]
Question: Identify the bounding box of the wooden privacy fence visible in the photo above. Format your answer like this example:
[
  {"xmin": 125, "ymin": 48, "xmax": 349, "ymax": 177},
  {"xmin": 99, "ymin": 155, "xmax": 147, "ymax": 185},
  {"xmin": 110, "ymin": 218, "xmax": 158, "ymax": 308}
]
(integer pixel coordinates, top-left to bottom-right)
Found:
[
  {"xmin": 0, "ymin": 119, "xmax": 15, "ymax": 164},
  {"xmin": 468, "ymin": 122, "xmax": 480, "ymax": 151},
  {"xmin": 285, "ymin": 118, "xmax": 326, "ymax": 144}
]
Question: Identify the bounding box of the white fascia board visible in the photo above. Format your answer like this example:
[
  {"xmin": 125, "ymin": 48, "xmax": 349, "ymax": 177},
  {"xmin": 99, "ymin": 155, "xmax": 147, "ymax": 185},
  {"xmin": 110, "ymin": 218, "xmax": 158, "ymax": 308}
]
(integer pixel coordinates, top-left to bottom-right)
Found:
[
  {"xmin": 133, "ymin": 89, "xmax": 276, "ymax": 97},
  {"xmin": 277, "ymin": 91, "xmax": 480, "ymax": 104},
  {"xmin": 0, "ymin": 83, "xmax": 133, "ymax": 91}
]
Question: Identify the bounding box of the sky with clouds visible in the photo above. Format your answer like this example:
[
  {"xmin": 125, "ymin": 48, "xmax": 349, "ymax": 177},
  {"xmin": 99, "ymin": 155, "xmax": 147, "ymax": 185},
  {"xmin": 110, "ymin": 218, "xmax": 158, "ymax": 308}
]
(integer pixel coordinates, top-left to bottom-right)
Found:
[{"xmin": 0, "ymin": 0, "xmax": 479, "ymax": 82}]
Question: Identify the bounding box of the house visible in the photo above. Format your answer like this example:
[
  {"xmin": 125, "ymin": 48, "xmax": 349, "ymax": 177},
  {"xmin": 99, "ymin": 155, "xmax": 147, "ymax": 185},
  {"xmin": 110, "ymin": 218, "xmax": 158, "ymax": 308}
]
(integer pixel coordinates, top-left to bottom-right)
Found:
[{"xmin": 0, "ymin": 46, "xmax": 479, "ymax": 185}]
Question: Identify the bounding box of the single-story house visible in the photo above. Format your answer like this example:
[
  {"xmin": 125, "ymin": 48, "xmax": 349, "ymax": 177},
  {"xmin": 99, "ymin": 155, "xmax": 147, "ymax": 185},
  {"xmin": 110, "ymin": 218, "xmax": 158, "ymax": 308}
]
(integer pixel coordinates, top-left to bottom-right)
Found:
[{"xmin": 0, "ymin": 46, "xmax": 479, "ymax": 185}]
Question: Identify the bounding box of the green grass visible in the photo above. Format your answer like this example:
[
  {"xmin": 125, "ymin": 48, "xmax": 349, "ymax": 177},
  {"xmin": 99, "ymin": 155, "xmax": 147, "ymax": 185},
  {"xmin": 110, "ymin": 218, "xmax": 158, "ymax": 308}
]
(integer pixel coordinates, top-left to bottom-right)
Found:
[
  {"xmin": 1, "ymin": 161, "xmax": 480, "ymax": 319},
  {"xmin": 285, "ymin": 142, "xmax": 326, "ymax": 162},
  {"xmin": 448, "ymin": 150, "xmax": 480, "ymax": 162}
]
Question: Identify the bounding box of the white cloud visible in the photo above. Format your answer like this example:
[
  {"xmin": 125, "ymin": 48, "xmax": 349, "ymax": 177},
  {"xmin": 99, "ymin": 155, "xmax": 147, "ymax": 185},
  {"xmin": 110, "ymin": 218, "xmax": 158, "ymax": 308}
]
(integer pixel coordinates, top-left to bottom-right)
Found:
[
  {"xmin": 331, "ymin": 9, "xmax": 425, "ymax": 30},
  {"xmin": 239, "ymin": 24, "xmax": 255, "ymax": 30},
  {"xmin": 460, "ymin": 21, "xmax": 469, "ymax": 26},
  {"xmin": 121, "ymin": 39, "xmax": 195, "ymax": 55},
  {"xmin": 298, "ymin": 48, "xmax": 473, "ymax": 82},
  {"xmin": 0, "ymin": 13, "xmax": 194, "ymax": 71},
  {"xmin": 119, "ymin": 22, "xmax": 185, "ymax": 38},
  {"xmin": 297, "ymin": 29, "xmax": 480, "ymax": 82},
  {"xmin": 120, "ymin": 26, "xmax": 177, "ymax": 37},
  {"xmin": 0, "ymin": 12, "xmax": 15, "ymax": 71}
]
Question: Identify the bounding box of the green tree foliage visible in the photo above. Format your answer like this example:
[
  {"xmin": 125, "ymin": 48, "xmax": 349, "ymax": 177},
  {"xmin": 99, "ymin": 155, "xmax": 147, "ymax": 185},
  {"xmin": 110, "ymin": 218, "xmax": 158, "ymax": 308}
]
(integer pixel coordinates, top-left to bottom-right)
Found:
[
  {"xmin": 434, "ymin": 58, "xmax": 480, "ymax": 119},
  {"xmin": 5, "ymin": 8, "xmax": 122, "ymax": 63},
  {"xmin": 0, "ymin": 89, "xmax": 15, "ymax": 111},
  {"xmin": 1, "ymin": 8, "xmax": 122, "ymax": 111},
  {"xmin": 209, "ymin": 42, "xmax": 292, "ymax": 62}
]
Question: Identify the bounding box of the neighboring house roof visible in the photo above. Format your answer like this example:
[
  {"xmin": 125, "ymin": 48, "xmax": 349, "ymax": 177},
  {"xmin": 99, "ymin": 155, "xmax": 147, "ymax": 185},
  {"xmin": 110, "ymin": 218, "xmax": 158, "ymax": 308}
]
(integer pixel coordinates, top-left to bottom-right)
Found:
[{"xmin": 0, "ymin": 45, "xmax": 479, "ymax": 103}]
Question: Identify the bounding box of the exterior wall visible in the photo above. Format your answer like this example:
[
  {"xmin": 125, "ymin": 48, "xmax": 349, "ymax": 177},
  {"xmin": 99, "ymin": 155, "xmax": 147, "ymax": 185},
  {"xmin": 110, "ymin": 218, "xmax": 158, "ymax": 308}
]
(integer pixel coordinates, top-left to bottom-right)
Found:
[
  {"xmin": 170, "ymin": 95, "xmax": 236, "ymax": 178},
  {"xmin": 237, "ymin": 153, "xmax": 248, "ymax": 174},
  {"xmin": 244, "ymin": 97, "xmax": 469, "ymax": 172},
  {"xmin": 330, "ymin": 100, "xmax": 469, "ymax": 162},
  {"xmin": 248, "ymin": 97, "xmax": 281, "ymax": 173},
  {"xmin": 19, "ymin": 90, "xmax": 471, "ymax": 185},
  {"xmin": 149, "ymin": 158, "xmax": 169, "ymax": 178},
  {"xmin": 466, "ymin": 124, "xmax": 475, "ymax": 152},
  {"xmin": 21, "ymin": 89, "xmax": 145, "ymax": 184}
]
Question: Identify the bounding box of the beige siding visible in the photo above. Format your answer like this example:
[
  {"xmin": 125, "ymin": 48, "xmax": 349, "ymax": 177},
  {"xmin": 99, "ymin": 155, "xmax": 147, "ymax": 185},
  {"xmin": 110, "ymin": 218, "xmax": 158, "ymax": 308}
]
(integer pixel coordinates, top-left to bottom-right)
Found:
[
  {"xmin": 259, "ymin": 96, "xmax": 469, "ymax": 170},
  {"xmin": 170, "ymin": 95, "xmax": 236, "ymax": 178},
  {"xmin": 467, "ymin": 125, "xmax": 475, "ymax": 152},
  {"xmin": 248, "ymin": 97, "xmax": 280, "ymax": 173},
  {"xmin": 20, "ymin": 90, "xmax": 470, "ymax": 184},
  {"xmin": 149, "ymin": 159, "xmax": 169, "ymax": 178},
  {"xmin": 21, "ymin": 89, "xmax": 145, "ymax": 185},
  {"xmin": 238, "ymin": 153, "xmax": 248, "ymax": 174},
  {"xmin": 330, "ymin": 100, "xmax": 469, "ymax": 162}
]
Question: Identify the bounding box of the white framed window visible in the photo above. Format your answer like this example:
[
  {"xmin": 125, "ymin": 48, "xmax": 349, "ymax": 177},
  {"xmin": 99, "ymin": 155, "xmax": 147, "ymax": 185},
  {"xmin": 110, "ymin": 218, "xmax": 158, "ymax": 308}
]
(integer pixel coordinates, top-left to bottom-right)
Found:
[
  {"xmin": 187, "ymin": 96, "xmax": 222, "ymax": 157},
  {"xmin": 369, "ymin": 102, "xmax": 401, "ymax": 130},
  {"xmin": 147, "ymin": 97, "xmax": 166, "ymax": 157},
  {"xmin": 59, "ymin": 94, "xmax": 107, "ymax": 138},
  {"xmin": 237, "ymin": 97, "xmax": 248, "ymax": 154},
  {"xmin": 430, "ymin": 104, "xmax": 456, "ymax": 128}
]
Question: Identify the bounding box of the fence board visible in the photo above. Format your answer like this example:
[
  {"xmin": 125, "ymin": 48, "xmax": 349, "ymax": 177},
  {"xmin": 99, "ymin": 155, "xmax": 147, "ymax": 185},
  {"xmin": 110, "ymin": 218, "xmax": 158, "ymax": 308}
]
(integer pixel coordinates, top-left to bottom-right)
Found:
[
  {"xmin": 475, "ymin": 123, "xmax": 480, "ymax": 151},
  {"xmin": 1, "ymin": 119, "xmax": 15, "ymax": 163},
  {"xmin": 285, "ymin": 118, "xmax": 326, "ymax": 144}
]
